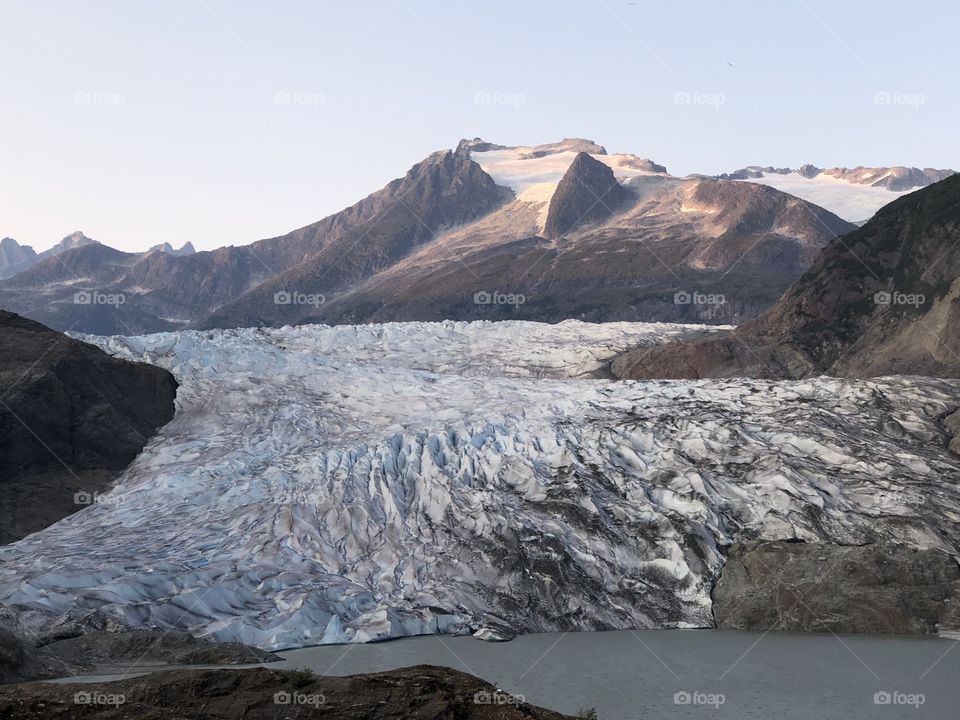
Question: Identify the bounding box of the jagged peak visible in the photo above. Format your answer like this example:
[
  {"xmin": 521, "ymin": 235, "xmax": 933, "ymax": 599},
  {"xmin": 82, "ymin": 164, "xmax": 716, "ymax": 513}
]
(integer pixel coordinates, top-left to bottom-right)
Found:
[{"xmin": 543, "ymin": 151, "xmax": 633, "ymax": 238}]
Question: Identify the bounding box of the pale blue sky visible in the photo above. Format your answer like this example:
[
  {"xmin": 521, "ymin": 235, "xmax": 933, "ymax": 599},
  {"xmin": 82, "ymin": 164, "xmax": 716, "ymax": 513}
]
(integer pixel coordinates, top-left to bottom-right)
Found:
[{"xmin": 2, "ymin": 0, "xmax": 958, "ymax": 252}]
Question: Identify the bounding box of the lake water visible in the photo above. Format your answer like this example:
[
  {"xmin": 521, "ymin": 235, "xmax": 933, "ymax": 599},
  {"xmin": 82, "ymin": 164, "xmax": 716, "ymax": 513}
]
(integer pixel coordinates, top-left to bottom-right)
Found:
[{"xmin": 274, "ymin": 629, "xmax": 958, "ymax": 719}]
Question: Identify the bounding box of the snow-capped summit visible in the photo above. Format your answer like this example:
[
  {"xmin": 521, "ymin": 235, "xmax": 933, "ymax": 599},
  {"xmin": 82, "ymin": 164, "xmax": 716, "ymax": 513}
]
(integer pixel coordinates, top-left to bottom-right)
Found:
[{"xmin": 465, "ymin": 137, "xmax": 668, "ymax": 197}]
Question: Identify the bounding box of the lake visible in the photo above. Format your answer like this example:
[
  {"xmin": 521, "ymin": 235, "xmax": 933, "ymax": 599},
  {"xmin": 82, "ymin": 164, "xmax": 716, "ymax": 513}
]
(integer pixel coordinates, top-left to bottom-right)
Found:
[{"xmin": 273, "ymin": 629, "xmax": 958, "ymax": 719}]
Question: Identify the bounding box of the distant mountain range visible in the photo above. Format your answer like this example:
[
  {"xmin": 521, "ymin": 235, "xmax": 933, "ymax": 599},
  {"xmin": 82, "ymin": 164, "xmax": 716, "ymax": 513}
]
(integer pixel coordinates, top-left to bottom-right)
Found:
[
  {"xmin": 0, "ymin": 232, "xmax": 98, "ymax": 280},
  {"xmin": 3, "ymin": 138, "xmax": 952, "ymax": 335},
  {"xmin": 0, "ymin": 232, "xmax": 195, "ymax": 282},
  {"xmin": 614, "ymin": 172, "xmax": 960, "ymax": 380}
]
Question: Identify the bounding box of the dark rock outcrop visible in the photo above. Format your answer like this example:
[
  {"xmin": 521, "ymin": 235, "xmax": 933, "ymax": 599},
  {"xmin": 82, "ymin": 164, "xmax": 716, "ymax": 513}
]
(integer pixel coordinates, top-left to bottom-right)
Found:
[
  {"xmin": 0, "ymin": 311, "xmax": 177, "ymax": 543},
  {"xmin": 543, "ymin": 152, "xmax": 633, "ymax": 238},
  {"xmin": 713, "ymin": 541, "xmax": 960, "ymax": 634},
  {"xmin": 0, "ymin": 629, "xmax": 66, "ymax": 685},
  {"xmin": 616, "ymin": 174, "xmax": 960, "ymax": 379},
  {"xmin": 0, "ymin": 666, "xmax": 573, "ymax": 718}
]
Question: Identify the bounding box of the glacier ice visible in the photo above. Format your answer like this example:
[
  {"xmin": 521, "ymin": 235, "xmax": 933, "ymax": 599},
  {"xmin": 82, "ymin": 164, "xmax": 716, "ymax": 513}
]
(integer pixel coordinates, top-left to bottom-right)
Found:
[{"xmin": 0, "ymin": 319, "xmax": 958, "ymax": 650}]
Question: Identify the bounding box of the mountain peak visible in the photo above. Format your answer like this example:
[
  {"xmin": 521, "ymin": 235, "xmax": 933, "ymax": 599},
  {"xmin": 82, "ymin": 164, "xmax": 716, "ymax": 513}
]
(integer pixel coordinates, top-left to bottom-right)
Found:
[
  {"xmin": 455, "ymin": 137, "xmax": 507, "ymax": 155},
  {"xmin": 149, "ymin": 241, "xmax": 196, "ymax": 256},
  {"xmin": 38, "ymin": 232, "xmax": 98, "ymax": 260},
  {"xmin": 0, "ymin": 237, "xmax": 39, "ymax": 279},
  {"xmin": 542, "ymin": 151, "xmax": 633, "ymax": 238}
]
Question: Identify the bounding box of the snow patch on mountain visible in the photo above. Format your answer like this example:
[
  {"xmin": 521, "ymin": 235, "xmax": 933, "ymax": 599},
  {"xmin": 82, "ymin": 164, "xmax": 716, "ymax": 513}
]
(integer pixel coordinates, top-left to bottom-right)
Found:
[
  {"xmin": 0, "ymin": 321, "xmax": 958, "ymax": 651},
  {"xmin": 733, "ymin": 172, "xmax": 917, "ymax": 223},
  {"xmin": 473, "ymin": 148, "xmax": 666, "ymax": 193}
]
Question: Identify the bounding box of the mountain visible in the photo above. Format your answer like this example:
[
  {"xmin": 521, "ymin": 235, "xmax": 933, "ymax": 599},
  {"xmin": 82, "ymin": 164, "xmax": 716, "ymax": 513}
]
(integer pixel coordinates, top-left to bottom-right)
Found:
[
  {"xmin": 38, "ymin": 230, "xmax": 98, "ymax": 259},
  {"xmin": 200, "ymin": 139, "xmax": 853, "ymax": 329},
  {"xmin": 0, "ymin": 149, "xmax": 506, "ymax": 335},
  {"xmin": 716, "ymin": 164, "xmax": 956, "ymax": 223},
  {"xmin": 1, "ymin": 320, "xmax": 957, "ymax": 648},
  {"xmin": 613, "ymin": 173, "xmax": 960, "ymax": 380},
  {"xmin": 148, "ymin": 241, "xmax": 196, "ymax": 256},
  {"xmin": 0, "ymin": 238, "xmax": 37, "ymax": 280},
  {"xmin": 0, "ymin": 311, "xmax": 177, "ymax": 543},
  {"xmin": 542, "ymin": 152, "xmax": 634, "ymax": 238},
  {"xmin": 0, "ymin": 139, "xmax": 856, "ymax": 334},
  {"xmin": 0, "ymin": 232, "xmax": 98, "ymax": 280},
  {"xmin": 199, "ymin": 148, "xmax": 507, "ymax": 329}
]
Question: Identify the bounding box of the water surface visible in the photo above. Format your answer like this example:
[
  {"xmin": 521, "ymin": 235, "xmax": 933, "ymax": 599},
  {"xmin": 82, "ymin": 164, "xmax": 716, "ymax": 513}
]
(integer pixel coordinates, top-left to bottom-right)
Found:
[{"xmin": 275, "ymin": 629, "xmax": 957, "ymax": 719}]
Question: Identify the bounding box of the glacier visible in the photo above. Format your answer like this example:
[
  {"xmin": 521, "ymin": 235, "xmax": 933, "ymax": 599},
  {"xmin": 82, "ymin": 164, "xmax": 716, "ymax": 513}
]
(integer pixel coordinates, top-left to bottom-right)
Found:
[{"xmin": 1, "ymin": 320, "xmax": 958, "ymax": 650}]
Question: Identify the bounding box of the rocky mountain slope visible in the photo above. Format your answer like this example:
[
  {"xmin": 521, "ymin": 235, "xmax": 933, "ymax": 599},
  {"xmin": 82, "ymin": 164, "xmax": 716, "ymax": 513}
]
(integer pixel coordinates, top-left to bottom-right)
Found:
[
  {"xmin": 1, "ymin": 320, "xmax": 957, "ymax": 649},
  {"xmin": 0, "ymin": 150, "xmax": 506, "ymax": 335},
  {"xmin": 0, "ymin": 139, "xmax": 855, "ymax": 333},
  {"xmin": 717, "ymin": 164, "xmax": 955, "ymax": 223},
  {"xmin": 0, "ymin": 311, "xmax": 178, "ymax": 543},
  {"xmin": 614, "ymin": 173, "xmax": 960, "ymax": 380},
  {"xmin": 199, "ymin": 149, "xmax": 507, "ymax": 329}
]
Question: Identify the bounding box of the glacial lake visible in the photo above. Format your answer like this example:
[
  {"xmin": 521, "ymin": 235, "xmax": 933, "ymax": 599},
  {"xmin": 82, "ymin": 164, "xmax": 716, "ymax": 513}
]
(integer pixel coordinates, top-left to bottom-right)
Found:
[{"xmin": 273, "ymin": 629, "xmax": 959, "ymax": 720}]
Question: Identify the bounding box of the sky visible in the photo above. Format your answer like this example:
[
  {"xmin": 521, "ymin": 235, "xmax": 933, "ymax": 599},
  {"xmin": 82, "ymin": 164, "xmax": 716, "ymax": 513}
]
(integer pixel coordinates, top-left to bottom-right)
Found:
[{"xmin": 1, "ymin": 0, "xmax": 958, "ymax": 253}]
